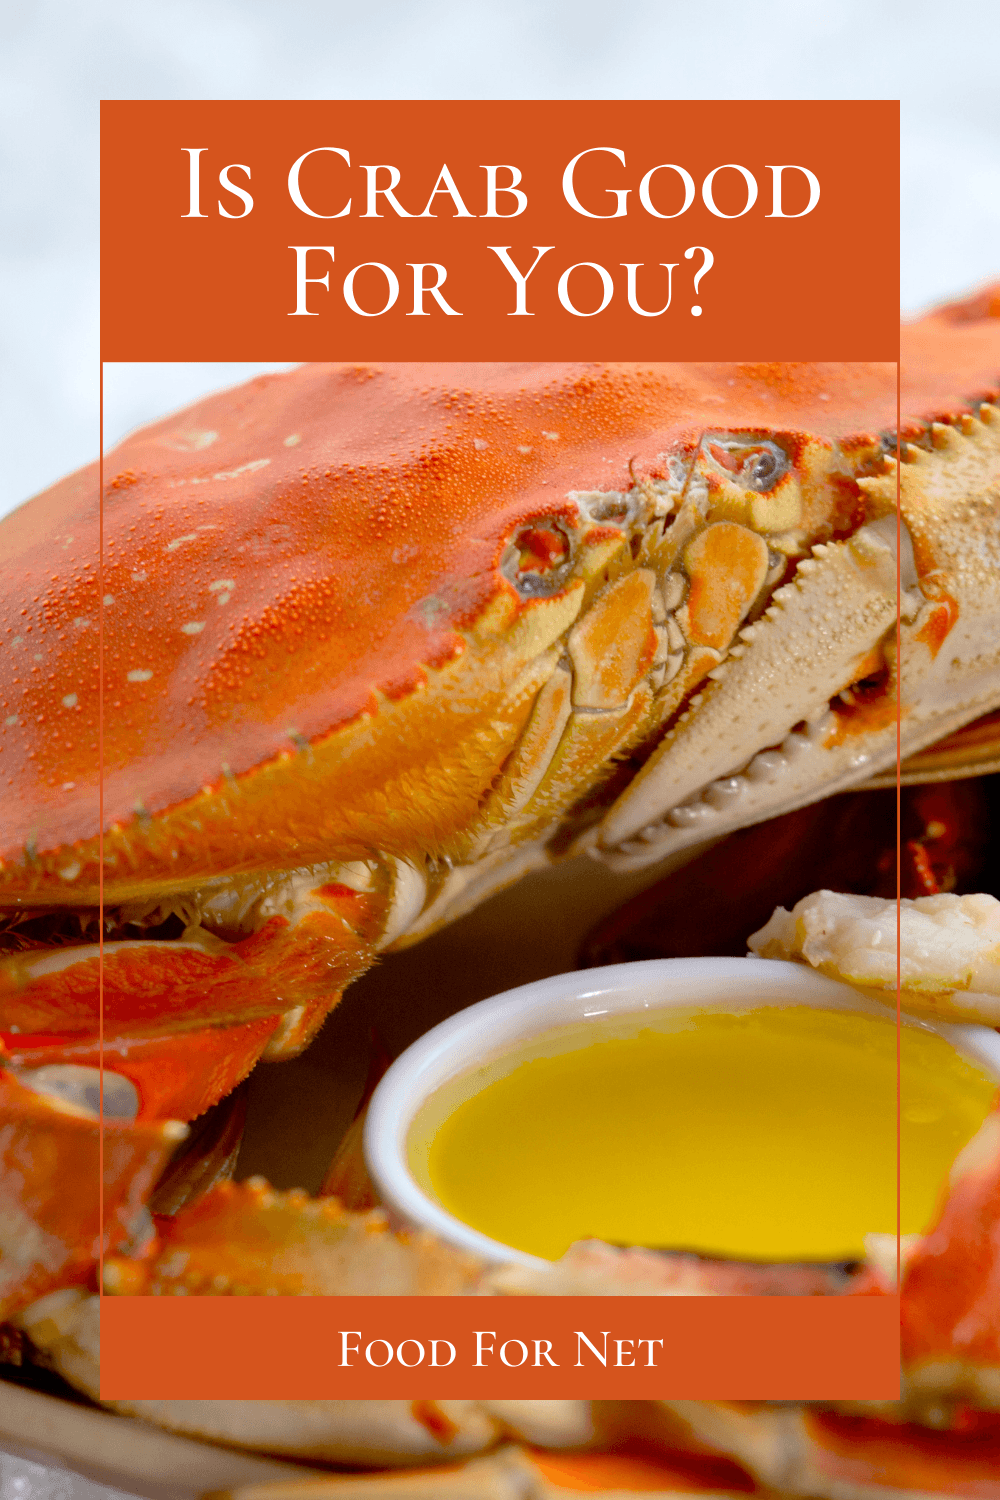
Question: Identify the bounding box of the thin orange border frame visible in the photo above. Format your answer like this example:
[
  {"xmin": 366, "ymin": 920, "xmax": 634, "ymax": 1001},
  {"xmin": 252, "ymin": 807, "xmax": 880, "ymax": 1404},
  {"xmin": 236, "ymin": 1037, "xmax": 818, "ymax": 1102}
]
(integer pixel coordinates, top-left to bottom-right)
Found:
[
  {"xmin": 95, "ymin": 93, "xmax": 905, "ymax": 1380},
  {"xmin": 94, "ymin": 353, "xmax": 906, "ymax": 1377}
]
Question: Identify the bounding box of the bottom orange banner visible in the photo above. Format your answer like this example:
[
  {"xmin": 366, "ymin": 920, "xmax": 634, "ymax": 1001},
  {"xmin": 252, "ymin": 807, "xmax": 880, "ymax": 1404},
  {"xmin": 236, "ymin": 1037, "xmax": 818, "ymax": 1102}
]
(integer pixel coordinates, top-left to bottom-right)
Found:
[{"xmin": 100, "ymin": 1295, "xmax": 900, "ymax": 1401}]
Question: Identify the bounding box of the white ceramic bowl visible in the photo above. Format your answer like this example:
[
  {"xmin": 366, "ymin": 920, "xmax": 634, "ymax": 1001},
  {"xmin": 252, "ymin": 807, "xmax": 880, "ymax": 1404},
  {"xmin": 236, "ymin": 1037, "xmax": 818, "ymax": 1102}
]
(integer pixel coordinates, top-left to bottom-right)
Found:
[{"xmin": 364, "ymin": 956, "xmax": 1000, "ymax": 1268}]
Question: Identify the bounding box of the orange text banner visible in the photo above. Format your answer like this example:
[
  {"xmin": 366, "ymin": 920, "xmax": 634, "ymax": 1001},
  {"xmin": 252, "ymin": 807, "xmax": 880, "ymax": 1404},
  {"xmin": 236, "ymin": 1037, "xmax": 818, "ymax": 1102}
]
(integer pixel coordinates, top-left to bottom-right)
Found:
[
  {"xmin": 100, "ymin": 1294, "xmax": 901, "ymax": 1401},
  {"xmin": 101, "ymin": 99, "xmax": 899, "ymax": 362}
]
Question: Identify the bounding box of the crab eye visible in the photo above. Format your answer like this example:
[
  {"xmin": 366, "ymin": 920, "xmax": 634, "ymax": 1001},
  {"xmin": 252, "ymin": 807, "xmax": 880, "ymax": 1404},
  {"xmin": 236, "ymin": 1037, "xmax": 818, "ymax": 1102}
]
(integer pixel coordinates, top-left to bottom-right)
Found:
[
  {"xmin": 585, "ymin": 494, "xmax": 630, "ymax": 523},
  {"xmin": 745, "ymin": 446, "xmax": 787, "ymax": 492},
  {"xmin": 501, "ymin": 519, "xmax": 573, "ymax": 598}
]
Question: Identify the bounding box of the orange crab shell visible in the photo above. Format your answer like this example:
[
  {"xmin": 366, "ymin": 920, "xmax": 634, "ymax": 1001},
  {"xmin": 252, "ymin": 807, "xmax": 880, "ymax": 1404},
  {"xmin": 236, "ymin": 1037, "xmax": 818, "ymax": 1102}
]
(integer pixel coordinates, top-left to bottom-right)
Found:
[
  {"xmin": 802, "ymin": 1408, "xmax": 1000, "ymax": 1496},
  {"xmin": 898, "ymin": 1111, "xmax": 1000, "ymax": 1392},
  {"xmin": 2, "ymin": 1016, "xmax": 282, "ymax": 1121},
  {"xmin": 0, "ymin": 1067, "xmax": 181, "ymax": 1318},
  {"xmin": 0, "ymin": 878, "xmax": 380, "ymax": 1040},
  {"xmin": 3, "ymin": 296, "xmax": 998, "ymax": 904}
]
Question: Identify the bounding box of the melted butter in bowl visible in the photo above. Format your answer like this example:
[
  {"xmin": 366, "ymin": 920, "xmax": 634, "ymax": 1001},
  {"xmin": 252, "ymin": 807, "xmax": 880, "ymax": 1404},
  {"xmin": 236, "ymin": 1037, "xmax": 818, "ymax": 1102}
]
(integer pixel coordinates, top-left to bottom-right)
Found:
[
  {"xmin": 365, "ymin": 958, "xmax": 1000, "ymax": 1268},
  {"xmin": 411, "ymin": 1006, "xmax": 996, "ymax": 1262}
]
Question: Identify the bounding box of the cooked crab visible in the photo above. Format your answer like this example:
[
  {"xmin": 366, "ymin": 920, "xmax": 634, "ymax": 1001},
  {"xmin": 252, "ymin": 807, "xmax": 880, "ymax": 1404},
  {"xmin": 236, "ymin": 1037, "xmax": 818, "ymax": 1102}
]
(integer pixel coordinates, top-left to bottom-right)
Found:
[
  {"xmin": 3, "ymin": 296, "xmax": 999, "ymax": 1097},
  {"xmin": 1, "ymin": 284, "xmax": 1000, "ymax": 1495}
]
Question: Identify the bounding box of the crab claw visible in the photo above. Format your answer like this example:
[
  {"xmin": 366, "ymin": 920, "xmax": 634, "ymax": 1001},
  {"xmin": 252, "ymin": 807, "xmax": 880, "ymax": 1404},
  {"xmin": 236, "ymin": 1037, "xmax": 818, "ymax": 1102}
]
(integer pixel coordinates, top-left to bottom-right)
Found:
[
  {"xmin": 592, "ymin": 515, "xmax": 904, "ymax": 868},
  {"xmin": 853, "ymin": 406, "xmax": 1000, "ymax": 771},
  {"xmin": 588, "ymin": 399, "xmax": 1000, "ymax": 874}
]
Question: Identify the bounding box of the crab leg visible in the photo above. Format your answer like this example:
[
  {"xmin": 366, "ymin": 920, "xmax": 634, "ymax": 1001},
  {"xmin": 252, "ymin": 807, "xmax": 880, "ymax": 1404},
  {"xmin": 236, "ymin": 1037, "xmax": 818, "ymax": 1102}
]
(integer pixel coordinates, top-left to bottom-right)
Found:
[
  {"xmin": 3, "ymin": 1016, "xmax": 286, "ymax": 1121},
  {"xmin": 0, "ymin": 1068, "xmax": 181, "ymax": 1319},
  {"xmin": 13, "ymin": 1088, "xmax": 1000, "ymax": 1493},
  {"xmin": 210, "ymin": 1443, "xmax": 759, "ymax": 1498},
  {"xmin": 655, "ymin": 1400, "xmax": 1000, "ymax": 1499}
]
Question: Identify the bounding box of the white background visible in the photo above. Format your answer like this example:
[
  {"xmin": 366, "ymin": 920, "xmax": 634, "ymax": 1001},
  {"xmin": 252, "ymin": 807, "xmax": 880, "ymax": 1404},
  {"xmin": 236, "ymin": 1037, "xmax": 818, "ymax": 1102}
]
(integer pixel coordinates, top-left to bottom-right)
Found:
[{"xmin": 2, "ymin": 0, "xmax": 999, "ymax": 521}]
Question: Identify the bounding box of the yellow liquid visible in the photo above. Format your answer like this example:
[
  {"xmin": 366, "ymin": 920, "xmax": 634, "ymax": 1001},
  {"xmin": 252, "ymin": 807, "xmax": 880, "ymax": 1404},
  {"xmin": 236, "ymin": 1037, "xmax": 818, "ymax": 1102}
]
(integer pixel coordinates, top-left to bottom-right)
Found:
[{"xmin": 418, "ymin": 1007, "xmax": 996, "ymax": 1262}]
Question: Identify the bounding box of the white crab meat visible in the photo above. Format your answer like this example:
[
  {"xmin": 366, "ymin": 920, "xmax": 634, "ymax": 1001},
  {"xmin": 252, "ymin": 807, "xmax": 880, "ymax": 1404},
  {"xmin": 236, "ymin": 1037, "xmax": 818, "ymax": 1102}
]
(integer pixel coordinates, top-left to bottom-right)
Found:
[{"xmin": 749, "ymin": 889, "xmax": 1000, "ymax": 1023}]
